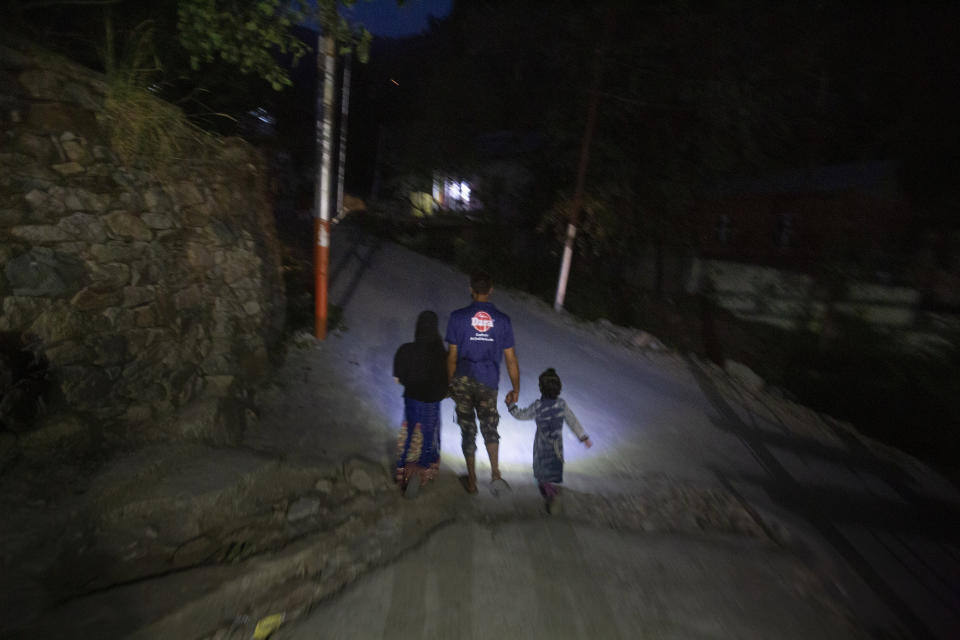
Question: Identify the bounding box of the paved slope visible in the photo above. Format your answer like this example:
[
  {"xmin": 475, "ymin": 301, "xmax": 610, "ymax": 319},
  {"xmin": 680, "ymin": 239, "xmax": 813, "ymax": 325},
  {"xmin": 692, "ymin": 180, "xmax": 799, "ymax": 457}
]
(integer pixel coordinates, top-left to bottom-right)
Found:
[
  {"xmin": 252, "ymin": 225, "xmax": 959, "ymax": 639},
  {"xmin": 277, "ymin": 521, "xmax": 859, "ymax": 640}
]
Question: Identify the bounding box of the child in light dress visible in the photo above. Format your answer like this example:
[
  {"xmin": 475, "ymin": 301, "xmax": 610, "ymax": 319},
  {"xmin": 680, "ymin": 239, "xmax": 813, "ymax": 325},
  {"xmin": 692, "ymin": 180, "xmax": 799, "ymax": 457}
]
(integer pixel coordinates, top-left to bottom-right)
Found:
[{"xmin": 507, "ymin": 368, "xmax": 592, "ymax": 512}]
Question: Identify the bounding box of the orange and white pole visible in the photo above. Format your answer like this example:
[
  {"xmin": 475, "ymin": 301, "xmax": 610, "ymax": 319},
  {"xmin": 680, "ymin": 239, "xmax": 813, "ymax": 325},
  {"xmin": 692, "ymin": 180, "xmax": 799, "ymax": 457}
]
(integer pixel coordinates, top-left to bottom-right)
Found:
[
  {"xmin": 314, "ymin": 32, "xmax": 337, "ymax": 339},
  {"xmin": 314, "ymin": 217, "xmax": 329, "ymax": 339}
]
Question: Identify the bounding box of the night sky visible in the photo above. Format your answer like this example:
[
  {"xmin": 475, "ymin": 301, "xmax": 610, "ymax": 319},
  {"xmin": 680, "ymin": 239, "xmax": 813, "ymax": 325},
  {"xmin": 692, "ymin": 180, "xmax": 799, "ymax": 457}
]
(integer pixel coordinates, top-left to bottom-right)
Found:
[{"xmin": 342, "ymin": 0, "xmax": 453, "ymax": 37}]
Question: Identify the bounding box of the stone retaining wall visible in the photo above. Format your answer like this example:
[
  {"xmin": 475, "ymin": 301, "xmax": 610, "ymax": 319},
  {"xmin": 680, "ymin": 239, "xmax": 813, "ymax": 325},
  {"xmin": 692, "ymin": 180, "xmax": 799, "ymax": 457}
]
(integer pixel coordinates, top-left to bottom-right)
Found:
[
  {"xmin": 687, "ymin": 258, "xmax": 959, "ymax": 355},
  {"xmin": 0, "ymin": 37, "xmax": 285, "ymax": 450}
]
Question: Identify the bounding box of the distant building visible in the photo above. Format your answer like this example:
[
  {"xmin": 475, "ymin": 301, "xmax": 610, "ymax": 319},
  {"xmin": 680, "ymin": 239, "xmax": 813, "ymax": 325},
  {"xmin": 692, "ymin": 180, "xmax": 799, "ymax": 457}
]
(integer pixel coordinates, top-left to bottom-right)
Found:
[
  {"xmin": 431, "ymin": 173, "xmax": 477, "ymax": 212},
  {"xmin": 408, "ymin": 131, "xmax": 540, "ymax": 220},
  {"xmin": 407, "ymin": 173, "xmax": 479, "ymax": 218},
  {"xmin": 693, "ymin": 161, "xmax": 908, "ymax": 273}
]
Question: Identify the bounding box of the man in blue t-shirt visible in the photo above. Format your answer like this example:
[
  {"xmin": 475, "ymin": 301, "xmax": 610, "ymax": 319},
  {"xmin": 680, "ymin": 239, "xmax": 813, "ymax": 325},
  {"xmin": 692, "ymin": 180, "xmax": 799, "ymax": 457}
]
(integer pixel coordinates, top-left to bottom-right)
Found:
[{"xmin": 445, "ymin": 271, "xmax": 520, "ymax": 495}]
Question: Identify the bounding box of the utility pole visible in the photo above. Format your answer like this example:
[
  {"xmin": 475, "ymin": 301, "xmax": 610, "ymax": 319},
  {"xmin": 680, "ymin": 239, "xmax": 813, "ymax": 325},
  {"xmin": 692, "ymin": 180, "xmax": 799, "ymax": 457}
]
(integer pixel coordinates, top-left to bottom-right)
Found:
[
  {"xmin": 553, "ymin": 19, "xmax": 610, "ymax": 312},
  {"xmin": 314, "ymin": 32, "xmax": 337, "ymax": 339},
  {"xmin": 335, "ymin": 52, "xmax": 352, "ymax": 222}
]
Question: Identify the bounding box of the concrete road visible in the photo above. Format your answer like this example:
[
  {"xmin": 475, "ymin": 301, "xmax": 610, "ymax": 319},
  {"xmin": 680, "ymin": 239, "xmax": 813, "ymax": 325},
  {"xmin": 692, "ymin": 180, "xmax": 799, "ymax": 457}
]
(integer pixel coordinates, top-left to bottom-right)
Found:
[
  {"xmin": 254, "ymin": 224, "xmax": 960, "ymax": 639},
  {"xmin": 275, "ymin": 519, "xmax": 861, "ymax": 640}
]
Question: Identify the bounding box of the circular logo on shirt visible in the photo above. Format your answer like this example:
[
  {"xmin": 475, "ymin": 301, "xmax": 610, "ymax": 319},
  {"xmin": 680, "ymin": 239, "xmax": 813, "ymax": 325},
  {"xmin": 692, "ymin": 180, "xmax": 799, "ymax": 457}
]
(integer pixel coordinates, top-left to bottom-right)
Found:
[{"xmin": 471, "ymin": 311, "xmax": 494, "ymax": 332}]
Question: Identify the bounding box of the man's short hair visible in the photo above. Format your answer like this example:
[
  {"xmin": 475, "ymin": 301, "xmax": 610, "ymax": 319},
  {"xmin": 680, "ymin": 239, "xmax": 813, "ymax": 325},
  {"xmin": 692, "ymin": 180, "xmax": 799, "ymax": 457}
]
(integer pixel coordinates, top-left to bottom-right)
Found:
[{"xmin": 470, "ymin": 271, "xmax": 493, "ymax": 295}]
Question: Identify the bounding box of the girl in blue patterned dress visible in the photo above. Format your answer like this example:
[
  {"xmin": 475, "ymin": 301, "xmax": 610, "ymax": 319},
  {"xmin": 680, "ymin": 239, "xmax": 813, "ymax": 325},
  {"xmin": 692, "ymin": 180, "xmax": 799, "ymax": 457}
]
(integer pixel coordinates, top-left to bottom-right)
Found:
[
  {"xmin": 393, "ymin": 311, "xmax": 448, "ymax": 498},
  {"xmin": 507, "ymin": 368, "xmax": 592, "ymax": 512}
]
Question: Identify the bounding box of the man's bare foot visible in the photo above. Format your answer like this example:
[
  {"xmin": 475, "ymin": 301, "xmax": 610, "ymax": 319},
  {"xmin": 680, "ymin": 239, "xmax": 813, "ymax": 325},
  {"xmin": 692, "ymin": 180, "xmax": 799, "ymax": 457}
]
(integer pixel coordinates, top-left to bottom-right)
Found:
[
  {"xmin": 459, "ymin": 474, "xmax": 478, "ymax": 494},
  {"xmin": 490, "ymin": 476, "xmax": 511, "ymax": 497}
]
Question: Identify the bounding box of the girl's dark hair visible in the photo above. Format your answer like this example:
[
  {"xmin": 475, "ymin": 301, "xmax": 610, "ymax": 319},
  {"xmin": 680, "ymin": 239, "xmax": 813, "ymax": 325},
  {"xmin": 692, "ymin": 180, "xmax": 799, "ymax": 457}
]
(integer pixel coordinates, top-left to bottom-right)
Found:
[
  {"xmin": 414, "ymin": 310, "xmax": 440, "ymax": 342},
  {"xmin": 539, "ymin": 368, "xmax": 562, "ymax": 399}
]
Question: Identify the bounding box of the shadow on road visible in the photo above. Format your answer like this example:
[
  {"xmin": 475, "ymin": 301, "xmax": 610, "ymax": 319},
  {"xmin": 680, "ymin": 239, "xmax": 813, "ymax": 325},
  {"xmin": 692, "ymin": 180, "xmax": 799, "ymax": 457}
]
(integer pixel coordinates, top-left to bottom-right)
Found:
[
  {"xmin": 687, "ymin": 356, "xmax": 960, "ymax": 640},
  {"xmin": 329, "ymin": 224, "xmax": 382, "ymax": 315}
]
